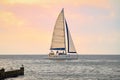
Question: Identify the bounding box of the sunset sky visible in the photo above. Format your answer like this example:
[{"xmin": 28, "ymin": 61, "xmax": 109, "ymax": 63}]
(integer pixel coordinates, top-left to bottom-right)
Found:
[{"xmin": 0, "ymin": 0, "xmax": 120, "ymax": 55}]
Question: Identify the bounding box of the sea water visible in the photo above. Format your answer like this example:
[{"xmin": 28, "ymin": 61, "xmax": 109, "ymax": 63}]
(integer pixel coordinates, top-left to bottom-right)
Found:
[{"xmin": 0, "ymin": 55, "xmax": 120, "ymax": 80}]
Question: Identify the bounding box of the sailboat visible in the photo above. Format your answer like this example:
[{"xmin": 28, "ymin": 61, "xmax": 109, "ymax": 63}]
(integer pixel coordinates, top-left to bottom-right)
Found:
[{"xmin": 48, "ymin": 8, "xmax": 78, "ymax": 60}]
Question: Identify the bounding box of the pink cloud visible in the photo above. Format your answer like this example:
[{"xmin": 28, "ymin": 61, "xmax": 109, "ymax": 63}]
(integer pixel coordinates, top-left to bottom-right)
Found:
[
  {"xmin": 1, "ymin": 0, "xmax": 110, "ymax": 9},
  {"xmin": 0, "ymin": 0, "xmax": 119, "ymax": 54},
  {"xmin": 0, "ymin": 11, "xmax": 26, "ymax": 31}
]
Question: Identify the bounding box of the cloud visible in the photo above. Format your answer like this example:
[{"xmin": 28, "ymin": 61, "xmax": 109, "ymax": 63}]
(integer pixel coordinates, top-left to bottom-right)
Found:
[
  {"xmin": 74, "ymin": 31, "xmax": 120, "ymax": 54},
  {"xmin": 0, "ymin": 11, "xmax": 25, "ymax": 31},
  {"xmin": 0, "ymin": 0, "xmax": 119, "ymax": 54},
  {"xmin": 0, "ymin": 11, "xmax": 51, "ymax": 53},
  {"xmin": 0, "ymin": 0, "xmax": 110, "ymax": 9},
  {"xmin": 0, "ymin": 26, "xmax": 51, "ymax": 53},
  {"xmin": 1, "ymin": 0, "xmax": 41, "ymax": 5}
]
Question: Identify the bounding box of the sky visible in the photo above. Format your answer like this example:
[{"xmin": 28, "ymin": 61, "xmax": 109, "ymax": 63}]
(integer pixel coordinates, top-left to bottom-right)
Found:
[{"xmin": 0, "ymin": 0, "xmax": 120, "ymax": 55}]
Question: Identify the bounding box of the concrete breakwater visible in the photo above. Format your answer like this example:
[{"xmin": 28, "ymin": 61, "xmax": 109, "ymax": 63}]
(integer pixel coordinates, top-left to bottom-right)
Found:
[{"xmin": 0, "ymin": 66, "xmax": 24, "ymax": 80}]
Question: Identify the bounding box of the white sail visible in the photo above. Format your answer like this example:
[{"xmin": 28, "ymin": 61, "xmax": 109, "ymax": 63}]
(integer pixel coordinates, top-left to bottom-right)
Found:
[
  {"xmin": 50, "ymin": 9, "xmax": 77, "ymax": 53},
  {"xmin": 65, "ymin": 20, "xmax": 76, "ymax": 53},
  {"xmin": 68, "ymin": 30, "xmax": 76, "ymax": 53},
  {"xmin": 48, "ymin": 9, "xmax": 78, "ymax": 60},
  {"xmin": 50, "ymin": 9, "xmax": 65, "ymax": 50}
]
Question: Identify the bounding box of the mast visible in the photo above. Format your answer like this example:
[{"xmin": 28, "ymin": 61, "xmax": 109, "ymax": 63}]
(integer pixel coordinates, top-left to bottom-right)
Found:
[{"xmin": 62, "ymin": 8, "xmax": 67, "ymax": 54}]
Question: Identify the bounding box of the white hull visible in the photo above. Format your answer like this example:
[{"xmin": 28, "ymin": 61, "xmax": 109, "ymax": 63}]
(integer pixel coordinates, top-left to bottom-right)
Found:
[{"xmin": 47, "ymin": 54, "xmax": 78, "ymax": 60}]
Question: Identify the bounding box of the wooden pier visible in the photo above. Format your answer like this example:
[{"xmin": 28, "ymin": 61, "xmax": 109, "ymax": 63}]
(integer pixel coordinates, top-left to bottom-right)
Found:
[{"xmin": 0, "ymin": 66, "xmax": 24, "ymax": 80}]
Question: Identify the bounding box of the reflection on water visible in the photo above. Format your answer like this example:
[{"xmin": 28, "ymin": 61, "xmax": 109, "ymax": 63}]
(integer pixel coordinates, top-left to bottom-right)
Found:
[{"xmin": 0, "ymin": 55, "xmax": 120, "ymax": 80}]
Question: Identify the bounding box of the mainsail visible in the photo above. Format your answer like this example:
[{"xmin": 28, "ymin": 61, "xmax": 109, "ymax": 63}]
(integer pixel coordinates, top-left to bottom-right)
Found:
[
  {"xmin": 50, "ymin": 9, "xmax": 76, "ymax": 53},
  {"xmin": 50, "ymin": 9, "xmax": 65, "ymax": 50}
]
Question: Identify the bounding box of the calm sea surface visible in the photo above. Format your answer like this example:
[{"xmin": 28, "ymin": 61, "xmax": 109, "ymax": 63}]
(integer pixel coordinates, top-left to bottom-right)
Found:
[{"xmin": 0, "ymin": 55, "xmax": 120, "ymax": 80}]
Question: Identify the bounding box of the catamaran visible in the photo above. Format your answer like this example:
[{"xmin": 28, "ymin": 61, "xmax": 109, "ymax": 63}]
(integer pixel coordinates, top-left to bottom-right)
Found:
[{"xmin": 48, "ymin": 9, "xmax": 78, "ymax": 60}]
